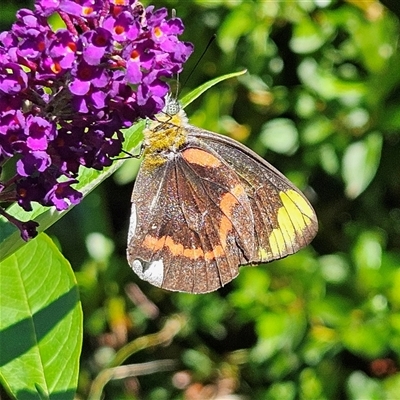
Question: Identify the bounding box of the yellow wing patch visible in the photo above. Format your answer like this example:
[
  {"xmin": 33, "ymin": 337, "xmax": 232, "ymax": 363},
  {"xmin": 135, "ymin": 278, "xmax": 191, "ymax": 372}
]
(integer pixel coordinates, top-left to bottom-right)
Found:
[
  {"xmin": 267, "ymin": 189, "xmax": 315, "ymax": 259},
  {"xmin": 286, "ymin": 189, "xmax": 314, "ymax": 218}
]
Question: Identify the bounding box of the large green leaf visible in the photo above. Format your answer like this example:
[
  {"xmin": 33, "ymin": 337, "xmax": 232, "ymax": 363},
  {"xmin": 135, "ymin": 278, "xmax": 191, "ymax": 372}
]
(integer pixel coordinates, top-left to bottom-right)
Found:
[{"xmin": 0, "ymin": 233, "xmax": 82, "ymax": 399}]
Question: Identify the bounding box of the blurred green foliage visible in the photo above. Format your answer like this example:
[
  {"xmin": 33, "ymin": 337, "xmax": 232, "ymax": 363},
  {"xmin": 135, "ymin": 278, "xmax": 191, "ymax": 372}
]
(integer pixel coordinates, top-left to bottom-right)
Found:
[{"xmin": 2, "ymin": 0, "xmax": 400, "ymax": 399}]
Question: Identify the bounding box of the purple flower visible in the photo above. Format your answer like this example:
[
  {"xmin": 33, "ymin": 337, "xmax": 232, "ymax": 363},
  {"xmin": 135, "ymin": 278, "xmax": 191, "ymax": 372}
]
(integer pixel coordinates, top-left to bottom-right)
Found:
[
  {"xmin": 25, "ymin": 116, "xmax": 56, "ymax": 151},
  {"xmin": 81, "ymin": 28, "xmax": 112, "ymax": 66},
  {"xmin": 48, "ymin": 29, "xmax": 77, "ymax": 70},
  {"xmin": 0, "ymin": 63, "xmax": 28, "ymax": 94},
  {"xmin": 20, "ymin": 220, "xmax": 40, "ymax": 241},
  {"xmin": 0, "ymin": 0, "xmax": 193, "ymax": 240},
  {"xmin": 44, "ymin": 180, "xmax": 82, "ymax": 211},
  {"xmin": 16, "ymin": 151, "xmax": 52, "ymax": 176},
  {"xmin": 16, "ymin": 176, "xmax": 47, "ymax": 211},
  {"xmin": 103, "ymin": 11, "xmax": 140, "ymax": 42}
]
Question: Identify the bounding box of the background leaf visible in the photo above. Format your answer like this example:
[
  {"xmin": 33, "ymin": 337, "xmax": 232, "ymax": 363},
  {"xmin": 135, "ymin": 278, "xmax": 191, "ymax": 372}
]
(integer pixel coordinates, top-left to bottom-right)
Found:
[
  {"xmin": 1, "ymin": 1, "xmax": 400, "ymax": 399},
  {"xmin": 342, "ymin": 132, "xmax": 383, "ymax": 198}
]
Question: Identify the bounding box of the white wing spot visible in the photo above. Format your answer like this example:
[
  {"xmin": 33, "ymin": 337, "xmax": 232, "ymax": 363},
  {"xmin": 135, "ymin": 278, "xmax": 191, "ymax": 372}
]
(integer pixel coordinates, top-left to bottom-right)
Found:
[{"xmin": 131, "ymin": 259, "xmax": 164, "ymax": 287}]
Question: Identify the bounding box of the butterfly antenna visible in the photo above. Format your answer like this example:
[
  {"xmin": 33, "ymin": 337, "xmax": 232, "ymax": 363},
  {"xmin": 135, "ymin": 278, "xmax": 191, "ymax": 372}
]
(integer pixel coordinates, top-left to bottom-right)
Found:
[
  {"xmin": 181, "ymin": 34, "xmax": 217, "ymax": 90},
  {"xmin": 174, "ymin": 73, "xmax": 180, "ymax": 101}
]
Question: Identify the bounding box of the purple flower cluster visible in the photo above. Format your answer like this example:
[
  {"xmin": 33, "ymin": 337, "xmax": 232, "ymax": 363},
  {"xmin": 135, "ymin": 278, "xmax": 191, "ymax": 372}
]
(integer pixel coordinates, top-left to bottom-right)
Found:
[{"xmin": 0, "ymin": 0, "xmax": 193, "ymax": 240}]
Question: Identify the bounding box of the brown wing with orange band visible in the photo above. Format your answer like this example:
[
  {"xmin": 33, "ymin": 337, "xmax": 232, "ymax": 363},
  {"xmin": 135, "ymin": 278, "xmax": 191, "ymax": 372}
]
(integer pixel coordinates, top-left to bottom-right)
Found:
[{"xmin": 127, "ymin": 123, "xmax": 318, "ymax": 293}]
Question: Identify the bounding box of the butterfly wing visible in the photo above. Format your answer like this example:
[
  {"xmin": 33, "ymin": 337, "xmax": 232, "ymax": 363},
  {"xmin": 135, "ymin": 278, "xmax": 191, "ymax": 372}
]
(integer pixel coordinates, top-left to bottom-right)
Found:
[
  {"xmin": 188, "ymin": 126, "xmax": 318, "ymax": 263},
  {"xmin": 127, "ymin": 121, "xmax": 318, "ymax": 294},
  {"xmin": 127, "ymin": 140, "xmax": 258, "ymax": 293}
]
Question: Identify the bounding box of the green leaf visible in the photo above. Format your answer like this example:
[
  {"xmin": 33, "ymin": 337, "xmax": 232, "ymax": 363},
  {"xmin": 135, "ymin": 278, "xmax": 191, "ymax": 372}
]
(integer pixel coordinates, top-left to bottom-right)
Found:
[
  {"xmin": 346, "ymin": 371, "xmax": 383, "ymax": 400},
  {"xmin": 290, "ymin": 17, "xmax": 327, "ymax": 54},
  {"xmin": 299, "ymin": 368, "xmax": 325, "ymax": 400},
  {"xmin": 266, "ymin": 381, "xmax": 296, "ymax": 400},
  {"xmin": 353, "ymin": 231, "xmax": 384, "ymax": 271},
  {"xmin": 0, "ymin": 233, "xmax": 82, "ymax": 399},
  {"xmin": 0, "ymin": 71, "xmax": 247, "ymax": 262},
  {"xmin": 342, "ymin": 132, "xmax": 383, "ymax": 199},
  {"xmin": 218, "ymin": 3, "xmax": 254, "ymax": 53},
  {"xmin": 298, "ymin": 58, "xmax": 366, "ymax": 101},
  {"xmin": 319, "ymin": 144, "xmax": 340, "ymax": 175},
  {"xmin": 342, "ymin": 318, "xmax": 389, "ymax": 358},
  {"xmin": 259, "ymin": 118, "xmax": 299, "ymax": 154},
  {"xmin": 319, "ymin": 254, "xmax": 350, "ymax": 284},
  {"xmin": 384, "ymin": 374, "xmax": 400, "ymax": 399},
  {"xmin": 180, "ymin": 69, "xmax": 247, "ymax": 108},
  {"xmin": 302, "ymin": 117, "xmax": 334, "ymax": 145},
  {"xmin": 252, "ymin": 312, "xmax": 302, "ymax": 362},
  {"xmin": 182, "ymin": 349, "xmax": 213, "ymax": 379}
]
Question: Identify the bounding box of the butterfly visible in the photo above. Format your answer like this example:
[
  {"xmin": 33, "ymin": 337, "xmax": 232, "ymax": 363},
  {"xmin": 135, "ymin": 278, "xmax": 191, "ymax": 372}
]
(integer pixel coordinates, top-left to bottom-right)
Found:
[{"xmin": 127, "ymin": 96, "xmax": 318, "ymax": 293}]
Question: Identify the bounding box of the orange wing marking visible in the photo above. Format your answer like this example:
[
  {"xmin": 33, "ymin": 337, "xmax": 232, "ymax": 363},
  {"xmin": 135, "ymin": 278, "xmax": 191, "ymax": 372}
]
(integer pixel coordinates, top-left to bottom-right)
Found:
[
  {"xmin": 182, "ymin": 148, "xmax": 222, "ymax": 168},
  {"xmin": 141, "ymin": 185, "xmax": 247, "ymax": 261}
]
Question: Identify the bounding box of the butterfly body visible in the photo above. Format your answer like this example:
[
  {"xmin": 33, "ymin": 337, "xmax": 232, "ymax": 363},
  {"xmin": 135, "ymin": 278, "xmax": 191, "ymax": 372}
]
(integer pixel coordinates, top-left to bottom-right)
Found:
[{"xmin": 127, "ymin": 105, "xmax": 318, "ymax": 293}]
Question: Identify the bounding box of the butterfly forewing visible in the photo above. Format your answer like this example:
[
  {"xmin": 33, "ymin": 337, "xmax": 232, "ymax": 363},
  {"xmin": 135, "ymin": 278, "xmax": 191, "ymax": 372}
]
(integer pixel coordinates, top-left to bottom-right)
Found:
[{"xmin": 188, "ymin": 126, "xmax": 318, "ymax": 262}]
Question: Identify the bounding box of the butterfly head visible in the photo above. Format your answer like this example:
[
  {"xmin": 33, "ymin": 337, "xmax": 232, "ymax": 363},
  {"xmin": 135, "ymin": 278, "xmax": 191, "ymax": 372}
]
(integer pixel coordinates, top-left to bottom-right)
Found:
[
  {"xmin": 164, "ymin": 94, "xmax": 181, "ymax": 116},
  {"xmin": 158, "ymin": 93, "xmax": 187, "ymax": 125}
]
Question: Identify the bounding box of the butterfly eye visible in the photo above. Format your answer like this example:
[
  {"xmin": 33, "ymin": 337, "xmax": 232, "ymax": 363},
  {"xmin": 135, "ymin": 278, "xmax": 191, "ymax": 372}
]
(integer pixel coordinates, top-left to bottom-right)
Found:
[
  {"xmin": 163, "ymin": 93, "xmax": 181, "ymax": 116},
  {"xmin": 165, "ymin": 99, "xmax": 180, "ymax": 116}
]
